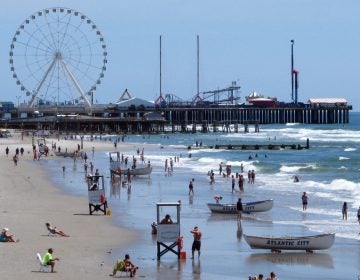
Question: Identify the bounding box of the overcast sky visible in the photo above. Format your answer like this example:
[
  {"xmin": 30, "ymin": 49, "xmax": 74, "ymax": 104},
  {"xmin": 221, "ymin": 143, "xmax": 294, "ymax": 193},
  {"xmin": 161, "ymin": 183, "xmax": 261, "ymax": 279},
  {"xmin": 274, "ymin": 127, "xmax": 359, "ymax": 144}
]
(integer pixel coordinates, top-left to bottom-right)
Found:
[{"xmin": 1, "ymin": 0, "xmax": 359, "ymax": 110}]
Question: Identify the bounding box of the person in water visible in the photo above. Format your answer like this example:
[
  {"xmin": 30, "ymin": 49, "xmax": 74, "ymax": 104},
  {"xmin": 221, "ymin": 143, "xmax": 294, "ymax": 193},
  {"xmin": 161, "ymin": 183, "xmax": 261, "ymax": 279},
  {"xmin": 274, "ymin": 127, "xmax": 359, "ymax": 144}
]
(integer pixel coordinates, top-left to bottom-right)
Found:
[
  {"xmin": 302, "ymin": 192, "xmax": 308, "ymax": 211},
  {"xmin": 342, "ymin": 202, "xmax": 348, "ymax": 220}
]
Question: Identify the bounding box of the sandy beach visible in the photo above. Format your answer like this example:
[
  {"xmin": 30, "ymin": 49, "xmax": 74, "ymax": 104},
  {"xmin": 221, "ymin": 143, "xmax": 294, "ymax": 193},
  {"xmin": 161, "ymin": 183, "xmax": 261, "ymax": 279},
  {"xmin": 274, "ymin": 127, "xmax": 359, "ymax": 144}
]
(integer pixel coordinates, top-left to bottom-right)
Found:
[
  {"xmin": 2, "ymin": 130, "xmax": 360, "ymax": 280},
  {"xmin": 0, "ymin": 132, "xmax": 136, "ymax": 279}
]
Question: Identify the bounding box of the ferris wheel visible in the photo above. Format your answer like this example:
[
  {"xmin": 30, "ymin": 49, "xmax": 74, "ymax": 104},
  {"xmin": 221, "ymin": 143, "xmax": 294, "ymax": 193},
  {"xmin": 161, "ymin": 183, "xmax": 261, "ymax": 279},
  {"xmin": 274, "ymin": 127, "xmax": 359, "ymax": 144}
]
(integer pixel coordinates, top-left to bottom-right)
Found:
[{"xmin": 9, "ymin": 7, "xmax": 107, "ymax": 107}]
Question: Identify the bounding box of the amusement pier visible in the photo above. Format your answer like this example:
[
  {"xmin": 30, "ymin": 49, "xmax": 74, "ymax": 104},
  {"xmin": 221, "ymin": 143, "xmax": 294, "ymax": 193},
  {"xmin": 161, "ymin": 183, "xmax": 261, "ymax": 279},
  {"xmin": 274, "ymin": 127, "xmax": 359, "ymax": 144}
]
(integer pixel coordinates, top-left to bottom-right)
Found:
[
  {"xmin": 0, "ymin": 91, "xmax": 352, "ymax": 134},
  {"xmin": 0, "ymin": 9, "xmax": 352, "ymax": 134}
]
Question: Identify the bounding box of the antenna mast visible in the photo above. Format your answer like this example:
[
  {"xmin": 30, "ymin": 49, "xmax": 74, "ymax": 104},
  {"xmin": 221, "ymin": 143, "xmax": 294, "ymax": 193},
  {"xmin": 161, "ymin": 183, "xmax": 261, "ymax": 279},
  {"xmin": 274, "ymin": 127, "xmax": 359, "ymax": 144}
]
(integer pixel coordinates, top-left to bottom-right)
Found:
[
  {"xmin": 197, "ymin": 35, "xmax": 199, "ymax": 96},
  {"xmin": 192, "ymin": 35, "xmax": 203, "ymax": 105},
  {"xmin": 155, "ymin": 35, "xmax": 166, "ymax": 105},
  {"xmin": 290, "ymin": 40, "xmax": 299, "ymax": 104},
  {"xmin": 291, "ymin": 40, "xmax": 294, "ymax": 103}
]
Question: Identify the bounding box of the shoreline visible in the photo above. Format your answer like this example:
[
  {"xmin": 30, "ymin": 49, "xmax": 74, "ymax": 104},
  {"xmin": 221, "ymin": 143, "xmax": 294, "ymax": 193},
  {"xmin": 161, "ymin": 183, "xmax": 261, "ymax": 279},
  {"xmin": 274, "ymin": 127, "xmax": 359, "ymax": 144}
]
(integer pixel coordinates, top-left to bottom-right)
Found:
[
  {"xmin": 2, "ymin": 131, "xmax": 360, "ymax": 279},
  {"xmin": 0, "ymin": 133, "xmax": 138, "ymax": 279}
]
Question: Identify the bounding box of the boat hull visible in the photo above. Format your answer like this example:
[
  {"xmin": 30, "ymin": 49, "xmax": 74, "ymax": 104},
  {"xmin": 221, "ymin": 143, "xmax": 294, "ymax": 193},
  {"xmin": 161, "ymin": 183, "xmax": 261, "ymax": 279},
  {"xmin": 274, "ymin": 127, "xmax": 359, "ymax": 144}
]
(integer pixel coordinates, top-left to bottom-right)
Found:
[
  {"xmin": 243, "ymin": 233, "xmax": 335, "ymax": 251},
  {"xmin": 128, "ymin": 166, "xmax": 152, "ymax": 176},
  {"xmin": 54, "ymin": 151, "xmax": 82, "ymax": 158},
  {"xmin": 207, "ymin": 199, "xmax": 273, "ymax": 214},
  {"xmin": 111, "ymin": 165, "xmax": 152, "ymax": 176}
]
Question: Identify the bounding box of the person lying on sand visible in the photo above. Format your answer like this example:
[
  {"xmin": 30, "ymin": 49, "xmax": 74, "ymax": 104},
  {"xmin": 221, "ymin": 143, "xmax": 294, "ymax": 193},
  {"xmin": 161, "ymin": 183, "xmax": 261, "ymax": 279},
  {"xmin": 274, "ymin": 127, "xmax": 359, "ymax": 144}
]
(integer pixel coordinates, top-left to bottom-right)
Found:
[{"xmin": 45, "ymin": 223, "xmax": 70, "ymax": 237}]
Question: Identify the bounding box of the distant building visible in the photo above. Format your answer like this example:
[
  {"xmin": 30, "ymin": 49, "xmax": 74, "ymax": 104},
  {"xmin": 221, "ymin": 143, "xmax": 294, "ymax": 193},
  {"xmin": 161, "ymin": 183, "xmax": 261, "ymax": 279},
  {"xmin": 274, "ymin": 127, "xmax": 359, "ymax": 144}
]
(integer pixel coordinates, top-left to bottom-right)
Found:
[
  {"xmin": 0, "ymin": 102, "xmax": 15, "ymax": 112},
  {"xmin": 115, "ymin": 97, "xmax": 155, "ymax": 110},
  {"xmin": 308, "ymin": 98, "xmax": 347, "ymax": 107}
]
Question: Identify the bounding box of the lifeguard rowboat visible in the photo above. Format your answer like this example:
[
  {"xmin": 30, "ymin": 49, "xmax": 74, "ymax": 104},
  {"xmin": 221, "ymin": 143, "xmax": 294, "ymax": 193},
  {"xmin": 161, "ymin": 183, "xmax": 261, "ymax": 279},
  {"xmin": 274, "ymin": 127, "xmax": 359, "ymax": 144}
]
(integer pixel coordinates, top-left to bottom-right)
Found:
[
  {"xmin": 109, "ymin": 151, "xmax": 152, "ymax": 176},
  {"xmin": 128, "ymin": 165, "xmax": 152, "ymax": 176},
  {"xmin": 54, "ymin": 151, "xmax": 83, "ymax": 158},
  {"xmin": 207, "ymin": 199, "xmax": 273, "ymax": 214},
  {"xmin": 111, "ymin": 165, "xmax": 153, "ymax": 176},
  {"xmin": 243, "ymin": 233, "xmax": 335, "ymax": 251}
]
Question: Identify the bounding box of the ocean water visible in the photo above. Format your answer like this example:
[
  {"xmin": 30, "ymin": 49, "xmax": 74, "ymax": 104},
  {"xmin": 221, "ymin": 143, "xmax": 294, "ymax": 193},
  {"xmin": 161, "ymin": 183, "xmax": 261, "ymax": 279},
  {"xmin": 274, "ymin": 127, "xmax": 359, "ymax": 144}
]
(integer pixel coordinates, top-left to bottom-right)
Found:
[{"xmin": 41, "ymin": 112, "xmax": 360, "ymax": 279}]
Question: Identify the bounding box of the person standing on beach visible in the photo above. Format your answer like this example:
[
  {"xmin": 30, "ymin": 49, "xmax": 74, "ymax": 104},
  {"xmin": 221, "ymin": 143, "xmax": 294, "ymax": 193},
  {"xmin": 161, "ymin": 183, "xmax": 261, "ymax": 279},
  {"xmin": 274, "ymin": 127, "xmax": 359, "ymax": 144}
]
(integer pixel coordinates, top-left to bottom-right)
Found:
[
  {"xmin": 90, "ymin": 162, "xmax": 94, "ymax": 174},
  {"xmin": 237, "ymin": 197, "xmax": 243, "ymax": 220},
  {"xmin": 188, "ymin": 178, "xmax": 194, "ymax": 195},
  {"xmin": 164, "ymin": 159, "xmax": 168, "ymax": 172},
  {"xmin": 84, "ymin": 162, "xmax": 88, "ymax": 174},
  {"xmin": 170, "ymin": 158, "xmax": 174, "ymax": 172},
  {"xmin": 302, "ymin": 192, "xmax": 308, "ymax": 211},
  {"xmin": 342, "ymin": 202, "xmax": 348, "ymax": 220},
  {"xmin": 219, "ymin": 162, "xmax": 223, "ymax": 175},
  {"xmin": 251, "ymin": 170, "xmax": 256, "ymax": 184},
  {"xmin": 231, "ymin": 175, "xmax": 236, "ymax": 193},
  {"xmin": 127, "ymin": 168, "xmax": 131, "ymax": 183},
  {"xmin": 190, "ymin": 226, "xmax": 202, "ymax": 259},
  {"xmin": 5, "ymin": 146, "xmax": 9, "ymax": 157},
  {"xmin": 238, "ymin": 175, "xmax": 245, "ymax": 192}
]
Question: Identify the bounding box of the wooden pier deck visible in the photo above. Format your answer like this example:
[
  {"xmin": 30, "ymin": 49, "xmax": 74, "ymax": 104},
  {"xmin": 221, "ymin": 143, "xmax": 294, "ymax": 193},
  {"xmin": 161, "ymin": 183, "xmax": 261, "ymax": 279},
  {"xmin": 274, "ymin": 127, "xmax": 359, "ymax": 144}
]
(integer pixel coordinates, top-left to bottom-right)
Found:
[{"xmin": 188, "ymin": 139, "xmax": 310, "ymax": 151}]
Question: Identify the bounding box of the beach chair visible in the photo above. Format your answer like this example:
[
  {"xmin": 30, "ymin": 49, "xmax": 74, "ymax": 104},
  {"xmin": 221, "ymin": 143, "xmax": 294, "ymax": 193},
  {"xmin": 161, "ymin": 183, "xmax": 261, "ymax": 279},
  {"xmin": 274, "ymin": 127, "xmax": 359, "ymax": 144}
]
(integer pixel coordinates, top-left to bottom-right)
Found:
[
  {"xmin": 111, "ymin": 259, "xmax": 130, "ymax": 277},
  {"xmin": 36, "ymin": 253, "xmax": 50, "ymax": 272}
]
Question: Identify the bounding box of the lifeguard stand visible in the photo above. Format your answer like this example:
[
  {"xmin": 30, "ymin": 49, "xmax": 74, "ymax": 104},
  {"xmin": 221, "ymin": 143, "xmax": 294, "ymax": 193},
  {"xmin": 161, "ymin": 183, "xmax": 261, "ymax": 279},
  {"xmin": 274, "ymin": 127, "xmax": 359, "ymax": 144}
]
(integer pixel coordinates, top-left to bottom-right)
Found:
[
  {"xmin": 109, "ymin": 151, "xmax": 121, "ymax": 179},
  {"xmin": 156, "ymin": 202, "xmax": 181, "ymax": 260},
  {"xmin": 87, "ymin": 174, "xmax": 107, "ymax": 215},
  {"xmin": 37, "ymin": 138, "xmax": 48, "ymax": 155}
]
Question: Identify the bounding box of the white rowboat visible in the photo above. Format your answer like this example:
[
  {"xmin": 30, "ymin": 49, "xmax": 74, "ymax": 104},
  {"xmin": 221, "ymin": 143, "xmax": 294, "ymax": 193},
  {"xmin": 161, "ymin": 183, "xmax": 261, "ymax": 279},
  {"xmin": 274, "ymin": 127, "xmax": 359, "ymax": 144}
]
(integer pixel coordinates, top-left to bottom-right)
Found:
[
  {"xmin": 207, "ymin": 199, "xmax": 273, "ymax": 214},
  {"xmin": 111, "ymin": 165, "xmax": 152, "ymax": 176},
  {"xmin": 109, "ymin": 151, "xmax": 152, "ymax": 176},
  {"xmin": 243, "ymin": 233, "xmax": 335, "ymax": 251},
  {"xmin": 128, "ymin": 165, "xmax": 152, "ymax": 176}
]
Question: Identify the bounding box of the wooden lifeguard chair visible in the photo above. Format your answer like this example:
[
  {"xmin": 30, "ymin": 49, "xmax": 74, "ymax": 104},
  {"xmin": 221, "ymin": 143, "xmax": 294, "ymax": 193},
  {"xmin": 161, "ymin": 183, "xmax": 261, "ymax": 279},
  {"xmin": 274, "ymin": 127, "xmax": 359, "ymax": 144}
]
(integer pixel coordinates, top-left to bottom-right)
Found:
[
  {"xmin": 37, "ymin": 138, "xmax": 48, "ymax": 155},
  {"xmin": 156, "ymin": 202, "xmax": 181, "ymax": 260},
  {"xmin": 87, "ymin": 174, "xmax": 107, "ymax": 215}
]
